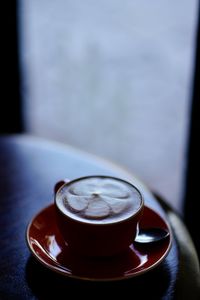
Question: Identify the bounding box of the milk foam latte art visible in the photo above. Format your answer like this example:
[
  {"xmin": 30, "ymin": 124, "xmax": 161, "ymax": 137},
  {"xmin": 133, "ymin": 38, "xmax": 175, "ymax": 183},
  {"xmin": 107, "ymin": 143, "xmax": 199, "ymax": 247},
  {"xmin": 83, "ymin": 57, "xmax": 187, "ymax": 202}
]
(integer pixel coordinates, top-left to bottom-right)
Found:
[{"xmin": 56, "ymin": 176, "xmax": 142, "ymax": 224}]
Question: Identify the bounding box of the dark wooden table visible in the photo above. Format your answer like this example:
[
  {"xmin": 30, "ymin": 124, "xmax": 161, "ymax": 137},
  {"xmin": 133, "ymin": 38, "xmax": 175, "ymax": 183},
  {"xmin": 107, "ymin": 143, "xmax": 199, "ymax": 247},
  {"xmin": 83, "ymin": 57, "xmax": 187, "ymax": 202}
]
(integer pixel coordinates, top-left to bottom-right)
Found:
[{"xmin": 0, "ymin": 135, "xmax": 199, "ymax": 299}]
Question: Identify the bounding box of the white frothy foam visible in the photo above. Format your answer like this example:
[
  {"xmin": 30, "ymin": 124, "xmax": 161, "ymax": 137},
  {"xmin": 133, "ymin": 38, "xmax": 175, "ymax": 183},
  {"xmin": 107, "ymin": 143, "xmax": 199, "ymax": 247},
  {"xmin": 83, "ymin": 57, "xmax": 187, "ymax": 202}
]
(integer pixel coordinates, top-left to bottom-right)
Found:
[{"xmin": 56, "ymin": 177, "xmax": 142, "ymax": 224}]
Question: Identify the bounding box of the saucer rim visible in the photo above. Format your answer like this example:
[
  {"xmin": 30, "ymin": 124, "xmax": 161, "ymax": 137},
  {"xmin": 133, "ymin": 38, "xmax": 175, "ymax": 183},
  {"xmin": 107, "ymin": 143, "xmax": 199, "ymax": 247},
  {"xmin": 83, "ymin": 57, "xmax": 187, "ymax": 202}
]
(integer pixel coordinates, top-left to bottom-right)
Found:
[{"xmin": 26, "ymin": 204, "xmax": 172, "ymax": 282}]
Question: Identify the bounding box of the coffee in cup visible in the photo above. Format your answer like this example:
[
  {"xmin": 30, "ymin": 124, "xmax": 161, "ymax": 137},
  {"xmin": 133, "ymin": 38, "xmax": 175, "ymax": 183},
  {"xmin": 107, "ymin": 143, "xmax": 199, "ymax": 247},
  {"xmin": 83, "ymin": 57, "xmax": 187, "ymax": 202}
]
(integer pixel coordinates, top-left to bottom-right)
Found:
[{"xmin": 55, "ymin": 175, "xmax": 144, "ymax": 257}]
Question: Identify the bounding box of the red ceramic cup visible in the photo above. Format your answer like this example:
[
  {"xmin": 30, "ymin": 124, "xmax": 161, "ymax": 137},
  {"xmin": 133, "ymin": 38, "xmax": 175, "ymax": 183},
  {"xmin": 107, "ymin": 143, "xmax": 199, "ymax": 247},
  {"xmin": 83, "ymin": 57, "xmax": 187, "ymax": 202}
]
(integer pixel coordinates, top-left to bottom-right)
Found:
[{"xmin": 54, "ymin": 175, "xmax": 144, "ymax": 257}]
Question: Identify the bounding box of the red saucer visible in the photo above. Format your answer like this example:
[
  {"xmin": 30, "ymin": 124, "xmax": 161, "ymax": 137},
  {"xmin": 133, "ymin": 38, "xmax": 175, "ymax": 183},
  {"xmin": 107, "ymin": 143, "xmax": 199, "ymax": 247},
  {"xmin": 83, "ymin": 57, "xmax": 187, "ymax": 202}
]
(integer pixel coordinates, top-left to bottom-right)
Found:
[{"xmin": 26, "ymin": 204, "xmax": 172, "ymax": 281}]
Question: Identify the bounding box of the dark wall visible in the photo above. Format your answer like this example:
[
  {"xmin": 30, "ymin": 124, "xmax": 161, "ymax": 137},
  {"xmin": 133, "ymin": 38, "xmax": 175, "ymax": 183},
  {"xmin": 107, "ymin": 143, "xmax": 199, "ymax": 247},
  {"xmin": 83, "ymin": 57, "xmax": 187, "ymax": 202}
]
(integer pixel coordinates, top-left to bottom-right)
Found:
[
  {"xmin": 0, "ymin": 1, "xmax": 23, "ymax": 133},
  {"xmin": 184, "ymin": 4, "xmax": 200, "ymax": 257}
]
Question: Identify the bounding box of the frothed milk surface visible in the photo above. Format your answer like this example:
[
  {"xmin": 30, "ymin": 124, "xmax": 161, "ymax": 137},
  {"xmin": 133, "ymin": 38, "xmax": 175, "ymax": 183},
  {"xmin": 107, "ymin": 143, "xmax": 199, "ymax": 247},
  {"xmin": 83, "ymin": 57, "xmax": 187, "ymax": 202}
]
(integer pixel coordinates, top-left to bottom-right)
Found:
[{"xmin": 56, "ymin": 177, "xmax": 142, "ymax": 224}]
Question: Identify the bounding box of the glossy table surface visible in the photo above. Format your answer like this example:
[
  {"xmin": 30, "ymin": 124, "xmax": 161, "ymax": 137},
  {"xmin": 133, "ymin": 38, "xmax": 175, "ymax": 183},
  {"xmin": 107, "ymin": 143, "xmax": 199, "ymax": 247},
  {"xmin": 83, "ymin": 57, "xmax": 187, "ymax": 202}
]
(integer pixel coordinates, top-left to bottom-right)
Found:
[{"xmin": 0, "ymin": 135, "xmax": 199, "ymax": 299}]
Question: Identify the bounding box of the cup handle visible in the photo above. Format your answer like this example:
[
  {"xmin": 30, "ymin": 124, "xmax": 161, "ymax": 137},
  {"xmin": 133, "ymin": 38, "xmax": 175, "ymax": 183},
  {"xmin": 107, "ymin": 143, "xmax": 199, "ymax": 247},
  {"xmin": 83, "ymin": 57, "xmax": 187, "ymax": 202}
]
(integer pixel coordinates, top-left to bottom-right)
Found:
[{"xmin": 54, "ymin": 178, "xmax": 70, "ymax": 194}]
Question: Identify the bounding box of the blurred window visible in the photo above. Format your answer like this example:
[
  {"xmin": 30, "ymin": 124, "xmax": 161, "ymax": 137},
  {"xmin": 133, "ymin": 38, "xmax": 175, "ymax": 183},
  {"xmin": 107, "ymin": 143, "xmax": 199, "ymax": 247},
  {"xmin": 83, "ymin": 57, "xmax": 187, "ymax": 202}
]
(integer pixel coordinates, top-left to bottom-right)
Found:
[{"xmin": 20, "ymin": 0, "xmax": 198, "ymax": 213}]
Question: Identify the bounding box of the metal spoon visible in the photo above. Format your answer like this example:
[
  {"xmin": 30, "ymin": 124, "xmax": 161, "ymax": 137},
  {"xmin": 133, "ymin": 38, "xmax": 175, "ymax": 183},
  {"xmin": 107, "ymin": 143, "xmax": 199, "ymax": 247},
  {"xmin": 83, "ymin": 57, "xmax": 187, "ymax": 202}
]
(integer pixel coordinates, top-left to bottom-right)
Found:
[{"xmin": 134, "ymin": 227, "xmax": 170, "ymax": 244}]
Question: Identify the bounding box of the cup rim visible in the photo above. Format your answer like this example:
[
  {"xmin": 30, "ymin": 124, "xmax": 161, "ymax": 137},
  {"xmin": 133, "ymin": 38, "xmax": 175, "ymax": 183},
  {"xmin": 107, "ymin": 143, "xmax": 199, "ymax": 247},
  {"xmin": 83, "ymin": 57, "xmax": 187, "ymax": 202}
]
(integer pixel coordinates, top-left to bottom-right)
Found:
[{"xmin": 54, "ymin": 175, "xmax": 144, "ymax": 226}]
